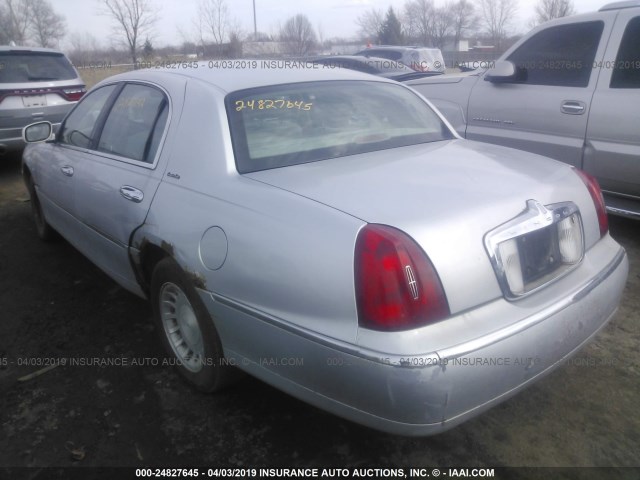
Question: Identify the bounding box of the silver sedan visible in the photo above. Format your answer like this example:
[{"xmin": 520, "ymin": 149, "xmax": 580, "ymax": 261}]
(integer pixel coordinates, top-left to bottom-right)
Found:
[{"xmin": 21, "ymin": 64, "xmax": 628, "ymax": 435}]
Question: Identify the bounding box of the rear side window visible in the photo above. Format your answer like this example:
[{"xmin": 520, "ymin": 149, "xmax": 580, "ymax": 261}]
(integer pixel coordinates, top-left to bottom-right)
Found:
[
  {"xmin": 60, "ymin": 85, "xmax": 118, "ymax": 148},
  {"xmin": 507, "ymin": 21, "xmax": 604, "ymax": 87},
  {"xmin": 97, "ymin": 84, "xmax": 168, "ymax": 163},
  {"xmin": 0, "ymin": 52, "xmax": 77, "ymax": 83},
  {"xmin": 227, "ymin": 81, "xmax": 454, "ymax": 173},
  {"xmin": 610, "ymin": 16, "xmax": 640, "ymax": 88}
]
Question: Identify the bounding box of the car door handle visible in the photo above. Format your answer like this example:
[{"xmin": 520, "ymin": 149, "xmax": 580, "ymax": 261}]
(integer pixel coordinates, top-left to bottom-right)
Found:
[
  {"xmin": 61, "ymin": 166, "xmax": 74, "ymax": 176},
  {"xmin": 561, "ymin": 101, "xmax": 586, "ymax": 115},
  {"xmin": 120, "ymin": 185, "xmax": 144, "ymax": 203}
]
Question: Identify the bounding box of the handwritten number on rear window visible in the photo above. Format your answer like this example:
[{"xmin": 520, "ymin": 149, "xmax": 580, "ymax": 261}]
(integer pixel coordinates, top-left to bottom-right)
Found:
[{"xmin": 235, "ymin": 99, "xmax": 313, "ymax": 111}]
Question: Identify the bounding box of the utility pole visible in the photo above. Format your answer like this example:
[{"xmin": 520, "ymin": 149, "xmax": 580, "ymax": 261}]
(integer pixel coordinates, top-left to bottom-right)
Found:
[{"xmin": 253, "ymin": 0, "xmax": 257, "ymax": 39}]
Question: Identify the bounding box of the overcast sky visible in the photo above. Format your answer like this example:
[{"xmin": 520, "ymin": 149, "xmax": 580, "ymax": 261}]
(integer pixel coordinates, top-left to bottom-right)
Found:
[{"xmin": 58, "ymin": 0, "xmax": 609, "ymax": 50}]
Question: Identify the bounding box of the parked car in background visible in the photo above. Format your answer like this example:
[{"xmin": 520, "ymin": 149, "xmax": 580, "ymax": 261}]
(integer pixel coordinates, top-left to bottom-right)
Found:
[
  {"xmin": 456, "ymin": 60, "xmax": 494, "ymax": 72},
  {"xmin": 0, "ymin": 46, "xmax": 85, "ymax": 157},
  {"xmin": 22, "ymin": 65, "xmax": 627, "ymax": 435},
  {"xmin": 354, "ymin": 46, "xmax": 446, "ymax": 73},
  {"xmin": 407, "ymin": 1, "xmax": 640, "ymax": 219},
  {"xmin": 312, "ymin": 55, "xmax": 443, "ymax": 81}
]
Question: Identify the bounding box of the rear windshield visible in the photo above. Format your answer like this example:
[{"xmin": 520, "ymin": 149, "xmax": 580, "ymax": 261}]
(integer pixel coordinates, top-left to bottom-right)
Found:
[
  {"xmin": 227, "ymin": 81, "xmax": 453, "ymax": 173},
  {"xmin": 0, "ymin": 52, "xmax": 77, "ymax": 83}
]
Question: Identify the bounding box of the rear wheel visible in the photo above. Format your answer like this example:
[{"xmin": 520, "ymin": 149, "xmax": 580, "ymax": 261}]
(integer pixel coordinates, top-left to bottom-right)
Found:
[
  {"xmin": 27, "ymin": 178, "xmax": 55, "ymax": 241},
  {"xmin": 150, "ymin": 258, "xmax": 237, "ymax": 392}
]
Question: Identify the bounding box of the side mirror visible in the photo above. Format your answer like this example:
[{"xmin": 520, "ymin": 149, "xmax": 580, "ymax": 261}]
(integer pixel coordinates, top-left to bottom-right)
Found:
[
  {"xmin": 484, "ymin": 60, "xmax": 517, "ymax": 83},
  {"xmin": 23, "ymin": 121, "xmax": 53, "ymax": 143}
]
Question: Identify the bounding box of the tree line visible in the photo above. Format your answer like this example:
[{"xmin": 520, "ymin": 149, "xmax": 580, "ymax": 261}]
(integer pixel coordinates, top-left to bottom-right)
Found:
[
  {"xmin": 1, "ymin": 0, "xmax": 577, "ymax": 66},
  {"xmin": 358, "ymin": 0, "xmax": 576, "ymax": 51},
  {"xmin": 98, "ymin": 0, "xmax": 576, "ymax": 65}
]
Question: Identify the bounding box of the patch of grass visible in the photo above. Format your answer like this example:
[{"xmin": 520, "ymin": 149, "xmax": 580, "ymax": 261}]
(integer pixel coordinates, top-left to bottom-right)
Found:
[{"xmin": 76, "ymin": 65, "xmax": 133, "ymax": 89}]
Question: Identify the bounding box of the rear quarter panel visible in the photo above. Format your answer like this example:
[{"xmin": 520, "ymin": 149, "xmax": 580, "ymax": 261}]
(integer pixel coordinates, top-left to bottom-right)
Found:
[{"xmin": 137, "ymin": 78, "xmax": 365, "ymax": 344}]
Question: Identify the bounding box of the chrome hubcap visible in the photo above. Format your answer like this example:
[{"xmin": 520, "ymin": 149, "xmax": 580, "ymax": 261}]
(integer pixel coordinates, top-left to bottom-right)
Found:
[{"xmin": 160, "ymin": 282, "xmax": 204, "ymax": 373}]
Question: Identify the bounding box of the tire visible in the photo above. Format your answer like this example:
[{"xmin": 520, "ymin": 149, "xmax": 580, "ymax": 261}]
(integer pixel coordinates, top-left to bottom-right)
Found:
[
  {"xmin": 150, "ymin": 258, "xmax": 237, "ymax": 392},
  {"xmin": 27, "ymin": 178, "xmax": 56, "ymax": 241}
]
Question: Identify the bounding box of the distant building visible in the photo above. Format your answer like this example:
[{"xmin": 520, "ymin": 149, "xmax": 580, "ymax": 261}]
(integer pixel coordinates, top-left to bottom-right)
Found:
[
  {"xmin": 469, "ymin": 44, "xmax": 496, "ymax": 52},
  {"xmin": 443, "ymin": 39, "xmax": 470, "ymax": 52}
]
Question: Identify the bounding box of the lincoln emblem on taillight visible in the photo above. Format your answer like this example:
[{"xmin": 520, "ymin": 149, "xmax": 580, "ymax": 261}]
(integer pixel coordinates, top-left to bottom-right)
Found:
[
  {"xmin": 355, "ymin": 224, "xmax": 449, "ymax": 330},
  {"xmin": 405, "ymin": 265, "xmax": 419, "ymax": 300}
]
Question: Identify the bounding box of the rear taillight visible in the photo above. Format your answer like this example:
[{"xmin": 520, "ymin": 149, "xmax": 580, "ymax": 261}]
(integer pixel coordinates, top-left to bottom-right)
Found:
[
  {"xmin": 354, "ymin": 224, "xmax": 449, "ymax": 331},
  {"xmin": 60, "ymin": 86, "xmax": 86, "ymax": 101},
  {"xmin": 574, "ymin": 169, "xmax": 608, "ymax": 237},
  {"xmin": 0, "ymin": 86, "xmax": 85, "ymax": 103}
]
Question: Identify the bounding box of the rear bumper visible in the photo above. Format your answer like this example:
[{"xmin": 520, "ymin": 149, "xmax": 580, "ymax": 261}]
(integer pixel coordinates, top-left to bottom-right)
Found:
[{"xmin": 199, "ymin": 241, "xmax": 628, "ymax": 436}]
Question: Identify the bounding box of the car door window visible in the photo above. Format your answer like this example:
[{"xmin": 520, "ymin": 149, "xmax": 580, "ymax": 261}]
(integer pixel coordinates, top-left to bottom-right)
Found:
[
  {"xmin": 610, "ymin": 16, "xmax": 640, "ymax": 88},
  {"xmin": 97, "ymin": 84, "xmax": 168, "ymax": 163},
  {"xmin": 59, "ymin": 85, "xmax": 117, "ymax": 148},
  {"xmin": 507, "ymin": 21, "xmax": 604, "ymax": 87}
]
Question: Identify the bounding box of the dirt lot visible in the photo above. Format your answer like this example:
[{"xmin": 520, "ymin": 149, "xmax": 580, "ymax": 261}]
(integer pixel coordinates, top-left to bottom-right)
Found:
[{"xmin": 0, "ymin": 154, "xmax": 638, "ymax": 477}]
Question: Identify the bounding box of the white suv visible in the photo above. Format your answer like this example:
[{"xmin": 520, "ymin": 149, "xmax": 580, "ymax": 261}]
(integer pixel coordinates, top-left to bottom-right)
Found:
[
  {"xmin": 354, "ymin": 46, "xmax": 446, "ymax": 73},
  {"xmin": 0, "ymin": 46, "xmax": 85, "ymax": 157}
]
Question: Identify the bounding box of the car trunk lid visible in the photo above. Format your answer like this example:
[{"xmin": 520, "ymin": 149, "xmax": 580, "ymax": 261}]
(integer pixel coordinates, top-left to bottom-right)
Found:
[{"xmin": 245, "ymin": 139, "xmax": 595, "ymax": 313}]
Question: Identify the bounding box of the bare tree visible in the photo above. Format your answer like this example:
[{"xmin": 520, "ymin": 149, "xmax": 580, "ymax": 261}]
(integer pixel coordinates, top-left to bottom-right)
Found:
[
  {"xmin": 190, "ymin": 15, "xmax": 207, "ymax": 54},
  {"xmin": 228, "ymin": 30, "xmax": 243, "ymax": 57},
  {"xmin": 480, "ymin": 0, "xmax": 518, "ymax": 50},
  {"xmin": 432, "ymin": 5, "xmax": 454, "ymax": 49},
  {"xmin": 29, "ymin": 0, "xmax": 66, "ymax": 47},
  {"xmin": 403, "ymin": 0, "xmax": 435, "ymax": 47},
  {"xmin": 0, "ymin": 5, "xmax": 15, "ymax": 44},
  {"xmin": 68, "ymin": 31, "xmax": 103, "ymax": 66},
  {"xmin": 0, "ymin": 0, "xmax": 31, "ymax": 44},
  {"xmin": 177, "ymin": 23, "xmax": 198, "ymax": 50},
  {"xmin": 316, "ymin": 22, "xmax": 325, "ymax": 51},
  {"xmin": 225, "ymin": 20, "xmax": 245, "ymax": 57},
  {"xmin": 191, "ymin": 0, "xmax": 242, "ymax": 57},
  {"xmin": 198, "ymin": 0, "xmax": 229, "ymax": 45},
  {"xmin": 101, "ymin": 0, "xmax": 158, "ymax": 66},
  {"xmin": 533, "ymin": 0, "xmax": 575, "ymax": 25},
  {"xmin": 0, "ymin": 0, "xmax": 66, "ymax": 47},
  {"xmin": 355, "ymin": 8, "xmax": 384, "ymax": 43},
  {"xmin": 279, "ymin": 14, "xmax": 316, "ymax": 56},
  {"xmin": 451, "ymin": 0, "xmax": 478, "ymax": 48}
]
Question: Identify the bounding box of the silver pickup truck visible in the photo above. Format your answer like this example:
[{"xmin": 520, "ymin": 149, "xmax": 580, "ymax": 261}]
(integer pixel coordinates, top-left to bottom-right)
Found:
[{"xmin": 407, "ymin": 1, "xmax": 640, "ymax": 219}]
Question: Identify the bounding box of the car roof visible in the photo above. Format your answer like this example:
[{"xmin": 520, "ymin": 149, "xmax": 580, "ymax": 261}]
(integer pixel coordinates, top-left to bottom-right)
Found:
[
  {"xmin": 314, "ymin": 55, "xmax": 379, "ymax": 62},
  {"xmin": 313, "ymin": 55, "xmax": 412, "ymax": 71},
  {"xmin": 599, "ymin": 0, "xmax": 640, "ymax": 11},
  {"xmin": 0, "ymin": 45, "xmax": 66, "ymax": 54},
  {"xmin": 359, "ymin": 46, "xmax": 441, "ymax": 52},
  {"xmin": 97, "ymin": 61, "xmax": 396, "ymax": 93},
  {"xmin": 363, "ymin": 45, "xmax": 419, "ymax": 50}
]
